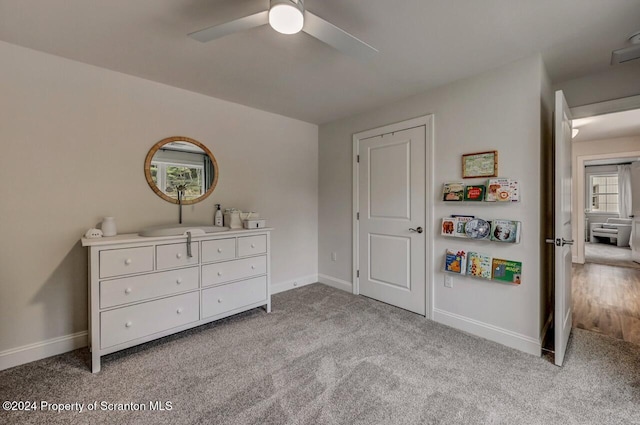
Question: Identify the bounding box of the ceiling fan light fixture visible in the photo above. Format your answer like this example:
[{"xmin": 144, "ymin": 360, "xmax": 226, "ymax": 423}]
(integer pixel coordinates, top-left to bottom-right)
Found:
[{"xmin": 269, "ymin": 0, "xmax": 304, "ymax": 35}]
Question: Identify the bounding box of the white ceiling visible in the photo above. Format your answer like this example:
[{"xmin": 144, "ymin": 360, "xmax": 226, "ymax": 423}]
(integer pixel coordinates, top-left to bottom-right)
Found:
[
  {"xmin": 1, "ymin": 0, "xmax": 639, "ymax": 124},
  {"xmin": 573, "ymin": 108, "xmax": 640, "ymax": 142}
]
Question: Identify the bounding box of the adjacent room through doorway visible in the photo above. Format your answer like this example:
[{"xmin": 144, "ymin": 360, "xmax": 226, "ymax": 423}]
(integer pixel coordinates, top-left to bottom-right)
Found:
[{"xmin": 570, "ymin": 106, "xmax": 640, "ymax": 345}]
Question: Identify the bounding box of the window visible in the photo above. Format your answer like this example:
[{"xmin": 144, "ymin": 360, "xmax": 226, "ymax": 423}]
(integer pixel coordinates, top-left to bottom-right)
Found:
[{"xmin": 589, "ymin": 174, "xmax": 618, "ymax": 213}]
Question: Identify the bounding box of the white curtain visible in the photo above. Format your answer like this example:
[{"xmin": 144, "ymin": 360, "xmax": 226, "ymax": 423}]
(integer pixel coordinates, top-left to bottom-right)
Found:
[{"xmin": 618, "ymin": 164, "xmax": 632, "ymax": 218}]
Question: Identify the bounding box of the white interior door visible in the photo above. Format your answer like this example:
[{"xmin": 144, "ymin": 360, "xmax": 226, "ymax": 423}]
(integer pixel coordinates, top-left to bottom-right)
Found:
[
  {"xmin": 357, "ymin": 125, "xmax": 426, "ymax": 315},
  {"xmin": 553, "ymin": 90, "xmax": 573, "ymax": 366}
]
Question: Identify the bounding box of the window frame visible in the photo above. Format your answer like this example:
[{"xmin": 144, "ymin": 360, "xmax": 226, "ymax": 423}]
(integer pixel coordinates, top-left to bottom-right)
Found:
[{"xmin": 588, "ymin": 173, "xmax": 619, "ymax": 213}]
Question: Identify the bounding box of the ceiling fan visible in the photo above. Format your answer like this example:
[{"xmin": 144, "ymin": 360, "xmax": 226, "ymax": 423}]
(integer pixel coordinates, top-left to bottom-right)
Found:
[{"xmin": 188, "ymin": 0, "xmax": 378, "ymax": 60}]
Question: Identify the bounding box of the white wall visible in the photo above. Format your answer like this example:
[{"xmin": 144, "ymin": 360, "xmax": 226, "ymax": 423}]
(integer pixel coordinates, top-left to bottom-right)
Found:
[
  {"xmin": 0, "ymin": 41, "xmax": 319, "ymax": 356},
  {"xmin": 571, "ymin": 136, "xmax": 640, "ymax": 262},
  {"xmin": 319, "ymin": 55, "xmax": 546, "ymax": 354},
  {"xmin": 554, "ymin": 61, "xmax": 640, "ymax": 108}
]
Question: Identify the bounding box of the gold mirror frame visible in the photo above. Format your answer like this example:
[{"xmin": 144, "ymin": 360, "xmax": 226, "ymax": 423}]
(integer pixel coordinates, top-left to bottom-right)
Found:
[{"xmin": 144, "ymin": 136, "xmax": 219, "ymax": 205}]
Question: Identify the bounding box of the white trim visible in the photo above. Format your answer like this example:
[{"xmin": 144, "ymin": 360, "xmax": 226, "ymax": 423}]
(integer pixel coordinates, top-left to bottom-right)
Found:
[
  {"xmin": 352, "ymin": 137, "xmax": 359, "ymax": 295},
  {"xmin": 571, "ymin": 94, "xmax": 640, "ymax": 119},
  {"xmin": 433, "ymin": 308, "xmax": 541, "ymax": 356},
  {"xmin": 270, "ymin": 274, "xmax": 318, "ymax": 294},
  {"xmin": 426, "ymin": 118, "xmax": 435, "ymax": 320},
  {"xmin": 0, "ymin": 331, "xmax": 88, "ymax": 371},
  {"xmin": 318, "ymin": 274, "xmax": 353, "ymax": 292},
  {"xmin": 574, "ymin": 150, "xmax": 640, "ymax": 264},
  {"xmin": 352, "ymin": 115, "xmax": 435, "ymax": 319}
]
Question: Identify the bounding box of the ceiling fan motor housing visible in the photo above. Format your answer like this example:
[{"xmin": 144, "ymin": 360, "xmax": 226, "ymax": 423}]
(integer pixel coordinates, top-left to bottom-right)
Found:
[
  {"xmin": 269, "ymin": 0, "xmax": 305, "ymax": 34},
  {"xmin": 271, "ymin": 0, "xmax": 304, "ymax": 13}
]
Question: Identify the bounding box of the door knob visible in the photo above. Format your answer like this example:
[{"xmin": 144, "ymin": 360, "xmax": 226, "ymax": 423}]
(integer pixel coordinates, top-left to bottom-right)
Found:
[
  {"xmin": 409, "ymin": 227, "xmax": 424, "ymax": 234},
  {"xmin": 546, "ymin": 238, "xmax": 574, "ymax": 246}
]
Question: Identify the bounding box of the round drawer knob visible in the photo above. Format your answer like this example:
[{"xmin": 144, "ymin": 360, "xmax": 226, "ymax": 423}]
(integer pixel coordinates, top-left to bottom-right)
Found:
[
  {"xmin": 125, "ymin": 288, "xmax": 132, "ymax": 294},
  {"xmin": 217, "ymin": 248, "xmax": 223, "ymax": 253},
  {"xmin": 176, "ymin": 308, "xmax": 183, "ymax": 314},
  {"xmin": 124, "ymin": 259, "xmax": 132, "ymax": 265},
  {"xmin": 251, "ymin": 244, "xmax": 256, "ymax": 248},
  {"xmin": 176, "ymin": 278, "xmax": 183, "ymax": 285},
  {"xmin": 125, "ymin": 321, "xmax": 132, "ymax": 328},
  {"xmin": 217, "ymin": 272, "xmax": 223, "ymax": 276},
  {"xmin": 251, "ymin": 265, "xmax": 256, "ymax": 270},
  {"xmin": 176, "ymin": 253, "xmax": 183, "ymax": 259},
  {"xmin": 217, "ymin": 298, "xmax": 222, "ymax": 303}
]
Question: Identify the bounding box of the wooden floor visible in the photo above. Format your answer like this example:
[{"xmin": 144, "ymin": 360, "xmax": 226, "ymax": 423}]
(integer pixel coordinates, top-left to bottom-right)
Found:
[{"xmin": 573, "ymin": 262, "xmax": 640, "ymax": 345}]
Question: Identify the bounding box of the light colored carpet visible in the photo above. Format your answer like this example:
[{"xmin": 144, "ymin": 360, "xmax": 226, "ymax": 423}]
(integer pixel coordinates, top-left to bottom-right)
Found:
[
  {"xmin": 585, "ymin": 242, "xmax": 640, "ymax": 269},
  {"xmin": 1, "ymin": 283, "xmax": 639, "ymax": 425}
]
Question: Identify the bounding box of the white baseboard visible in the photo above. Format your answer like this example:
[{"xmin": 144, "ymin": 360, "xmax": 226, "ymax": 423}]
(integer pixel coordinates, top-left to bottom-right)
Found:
[
  {"xmin": 317, "ymin": 274, "xmax": 353, "ymax": 292},
  {"xmin": 270, "ymin": 274, "xmax": 318, "ymax": 295},
  {"xmin": 0, "ymin": 331, "xmax": 88, "ymax": 371},
  {"xmin": 433, "ymin": 308, "xmax": 541, "ymax": 356}
]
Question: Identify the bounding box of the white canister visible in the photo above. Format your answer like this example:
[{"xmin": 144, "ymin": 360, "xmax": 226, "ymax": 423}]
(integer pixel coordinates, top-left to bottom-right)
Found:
[
  {"xmin": 101, "ymin": 217, "xmax": 117, "ymax": 236},
  {"xmin": 224, "ymin": 209, "xmax": 243, "ymax": 229}
]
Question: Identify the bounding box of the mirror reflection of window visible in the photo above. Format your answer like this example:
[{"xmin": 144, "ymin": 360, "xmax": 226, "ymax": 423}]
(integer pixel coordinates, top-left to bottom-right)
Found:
[{"xmin": 151, "ymin": 143, "xmax": 213, "ymax": 201}]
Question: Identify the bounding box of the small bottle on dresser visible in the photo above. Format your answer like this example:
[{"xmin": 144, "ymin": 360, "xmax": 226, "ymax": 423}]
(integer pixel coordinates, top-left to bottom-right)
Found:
[{"xmin": 214, "ymin": 204, "xmax": 223, "ymax": 226}]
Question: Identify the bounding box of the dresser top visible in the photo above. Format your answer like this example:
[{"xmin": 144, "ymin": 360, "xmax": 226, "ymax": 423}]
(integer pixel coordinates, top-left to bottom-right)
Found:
[{"xmin": 81, "ymin": 227, "xmax": 272, "ymax": 247}]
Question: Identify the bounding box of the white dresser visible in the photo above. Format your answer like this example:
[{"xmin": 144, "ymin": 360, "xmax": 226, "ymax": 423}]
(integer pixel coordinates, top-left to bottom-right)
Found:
[{"xmin": 81, "ymin": 228, "xmax": 271, "ymax": 373}]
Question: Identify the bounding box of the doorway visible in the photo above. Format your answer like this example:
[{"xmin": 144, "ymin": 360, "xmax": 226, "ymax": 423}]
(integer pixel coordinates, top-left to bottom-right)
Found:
[
  {"xmin": 352, "ymin": 116, "xmax": 434, "ymax": 316},
  {"xmin": 570, "ymin": 99, "xmax": 640, "ymax": 345}
]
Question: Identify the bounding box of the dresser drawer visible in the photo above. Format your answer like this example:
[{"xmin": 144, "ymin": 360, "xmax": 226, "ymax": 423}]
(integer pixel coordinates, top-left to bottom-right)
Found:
[
  {"xmin": 100, "ymin": 292, "xmax": 199, "ymax": 349},
  {"xmin": 100, "ymin": 267, "xmax": 199, "ymax": 309},
  {"xmin": 202, "ymin": 255, "xmax": 266, "ymax": 286},
  {"xmin": 156, "ymin": 242, "xmax": 199, "ymax": 270},
  {"xmin": 100, "ymin": 246, "xmax": 154, "ymax": 278},
  {"xmin": 238, "ymin": 235, "xmax": 267, "ymax": 257},
  {"xmin": 201, "ymin": 238, "xmax": 236, "ymax": 263},
  {"xmin": 202, "ymin": 276, "xmax": 267, "ymax": 318}
]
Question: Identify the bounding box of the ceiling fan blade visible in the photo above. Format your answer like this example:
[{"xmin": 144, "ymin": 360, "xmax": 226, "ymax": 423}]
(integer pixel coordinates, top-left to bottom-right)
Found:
[
  {"xmin": 303, "ymin": 11, "xmax": 378, "ymax": 60},
  {"xmin": 189, "ymin": 10, "xmax": 269, "ymax": 43}
]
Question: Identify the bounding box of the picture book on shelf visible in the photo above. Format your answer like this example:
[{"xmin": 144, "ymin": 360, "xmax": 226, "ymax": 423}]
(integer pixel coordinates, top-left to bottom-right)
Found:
[
  {"xmin": 443, "ymin": 183, "xmax": 465, "ymax": 201},
  {"xmin": 454, "ymin": 216, "xmax": 474, "ymax": 236},
  {"xmin": 445, "ymin": 249, "xmax": 467, "ymax": 274},
  {"xmin": 490, "ymin": 219, "xmax": 521, "ymax": 243},
  {"xmin": 442, "ymin": 216, "xmax": 474, "ymax": 237},
  {"xmin": 464, "ymin": 185, "xmax": 485, "ymax": 201},
  {"xmin": 485, "ymin": 178, "xmax": 520, "ymax": 202},
  {"xmin": 492, "ymin": 258, "xmax": 522, "ymax": 284},
  {"xmin": 466, "ymin": 252, "xmax": 492, "ymax": 279},
  {"xmin": 441, "ymin": 218, "xmax": 456, "ymax": 236}
]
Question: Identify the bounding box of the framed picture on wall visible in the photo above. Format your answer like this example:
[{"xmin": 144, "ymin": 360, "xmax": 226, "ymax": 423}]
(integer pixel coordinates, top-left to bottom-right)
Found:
[{"xmin": 462, "ymin": 150, "xmax": 498, "ymax": 178}]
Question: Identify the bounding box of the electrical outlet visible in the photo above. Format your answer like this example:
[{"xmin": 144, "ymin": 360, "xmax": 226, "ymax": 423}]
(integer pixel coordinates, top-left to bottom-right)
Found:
[
  {"xmin": 444, "ymin": 275, "xmax": 453, "ymax": 288},
  {"xmin": 331, "ymin": 252, "xmax": 337, "ymax": 261}
]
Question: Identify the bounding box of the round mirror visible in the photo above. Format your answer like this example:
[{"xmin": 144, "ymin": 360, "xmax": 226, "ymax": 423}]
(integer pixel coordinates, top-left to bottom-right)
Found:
[{"xmin": 144, "ymin": 136, "xmax": 218, "ymax": 205}]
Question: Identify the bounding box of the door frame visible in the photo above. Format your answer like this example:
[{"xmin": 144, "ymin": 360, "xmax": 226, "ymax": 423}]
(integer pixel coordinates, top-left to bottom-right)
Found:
[
  {"xmin": 569, "ymin": 94, "xmax": 640, "ymax": 264},
  {"xmin": 352, "ymin": 115, "xmax": 435, "ymax": 318}
]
